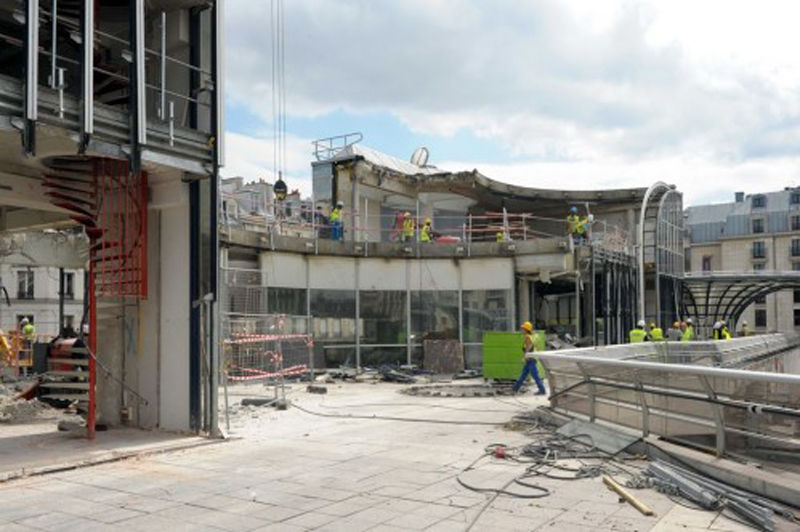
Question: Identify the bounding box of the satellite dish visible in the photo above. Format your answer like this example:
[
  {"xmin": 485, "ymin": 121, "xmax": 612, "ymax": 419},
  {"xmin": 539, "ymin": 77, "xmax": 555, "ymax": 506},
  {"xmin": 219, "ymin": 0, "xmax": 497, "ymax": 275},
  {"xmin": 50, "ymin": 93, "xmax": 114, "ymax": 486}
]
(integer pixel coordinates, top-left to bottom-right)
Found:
[{"xmin": 410, "ymin": 147, "xmax": 429, "ymax": 167}]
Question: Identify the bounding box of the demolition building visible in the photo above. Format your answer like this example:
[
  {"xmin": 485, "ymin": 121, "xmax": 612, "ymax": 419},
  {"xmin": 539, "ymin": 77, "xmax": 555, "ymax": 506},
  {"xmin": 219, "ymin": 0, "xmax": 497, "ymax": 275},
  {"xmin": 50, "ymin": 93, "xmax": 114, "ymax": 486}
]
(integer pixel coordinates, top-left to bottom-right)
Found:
[{"xmin": 222, "ymin": 137, "xmax": 685, "ymax": 370}]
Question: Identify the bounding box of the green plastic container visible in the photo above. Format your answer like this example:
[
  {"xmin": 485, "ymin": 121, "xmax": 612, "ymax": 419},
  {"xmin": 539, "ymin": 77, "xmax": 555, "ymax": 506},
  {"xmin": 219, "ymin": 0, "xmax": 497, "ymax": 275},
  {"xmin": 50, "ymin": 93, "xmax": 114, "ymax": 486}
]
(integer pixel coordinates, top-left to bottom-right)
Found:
[{"xmin": 482, "ymin": 331, "xmax": 547, "ymax": 381}]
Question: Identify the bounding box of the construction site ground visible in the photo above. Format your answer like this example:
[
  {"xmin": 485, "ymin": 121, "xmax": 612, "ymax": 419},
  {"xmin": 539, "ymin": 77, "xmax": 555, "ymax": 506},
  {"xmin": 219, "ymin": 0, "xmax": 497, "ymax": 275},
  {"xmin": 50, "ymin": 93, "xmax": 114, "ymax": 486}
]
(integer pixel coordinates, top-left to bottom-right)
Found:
[{"xmin": 0, "ymin": 381, "xmax": 774, "ymax": 531}]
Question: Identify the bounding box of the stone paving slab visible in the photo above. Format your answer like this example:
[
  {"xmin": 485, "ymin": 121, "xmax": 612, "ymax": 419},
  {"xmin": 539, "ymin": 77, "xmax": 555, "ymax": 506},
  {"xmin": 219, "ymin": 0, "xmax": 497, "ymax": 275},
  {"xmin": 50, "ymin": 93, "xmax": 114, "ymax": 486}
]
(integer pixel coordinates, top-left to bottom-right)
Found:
[{"xmin": 0, "ymin": 383, "xmax": 773, "ymax": 531}]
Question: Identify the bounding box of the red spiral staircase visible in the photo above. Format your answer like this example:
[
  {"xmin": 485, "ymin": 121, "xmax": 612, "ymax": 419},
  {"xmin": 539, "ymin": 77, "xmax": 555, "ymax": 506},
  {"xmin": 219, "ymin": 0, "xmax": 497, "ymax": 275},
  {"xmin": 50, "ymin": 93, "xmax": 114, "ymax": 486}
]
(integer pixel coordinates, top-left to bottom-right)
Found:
[{"xmin": 41, "ymin": 156, "xmax": 148, "ymax": 439}]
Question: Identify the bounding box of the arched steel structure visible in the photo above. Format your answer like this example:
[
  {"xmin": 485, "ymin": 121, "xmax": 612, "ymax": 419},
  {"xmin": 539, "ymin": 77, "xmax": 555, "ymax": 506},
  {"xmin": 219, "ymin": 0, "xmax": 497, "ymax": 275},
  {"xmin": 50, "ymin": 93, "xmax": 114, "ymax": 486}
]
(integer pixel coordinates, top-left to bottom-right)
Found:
[
  {"xmin": 639, "ymin": 182, "xmax": 684, "ymax": 325},
  {"xmin": 682, "ymin": 271, "xmax": 800, "ymax": 332}
]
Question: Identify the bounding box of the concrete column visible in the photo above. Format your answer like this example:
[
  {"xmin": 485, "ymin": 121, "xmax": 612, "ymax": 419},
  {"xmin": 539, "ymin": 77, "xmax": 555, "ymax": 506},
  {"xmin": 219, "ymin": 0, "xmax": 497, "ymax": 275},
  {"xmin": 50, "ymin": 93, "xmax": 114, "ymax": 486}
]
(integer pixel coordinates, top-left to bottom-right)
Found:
[
  {"xmin": 518, "ymin": 278, "xmax": 530, "ymax": 323},
  {"xmin": 158, "ymin": 201, "xmax": 191, "ymax": 431}
]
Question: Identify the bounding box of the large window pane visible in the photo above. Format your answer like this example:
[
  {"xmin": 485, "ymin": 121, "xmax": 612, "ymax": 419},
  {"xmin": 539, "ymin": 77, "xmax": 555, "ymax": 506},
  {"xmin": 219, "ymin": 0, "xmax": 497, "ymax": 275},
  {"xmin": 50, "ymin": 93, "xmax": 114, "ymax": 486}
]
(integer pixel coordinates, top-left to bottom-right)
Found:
[
  {"xmin": 411, "ymin": 291, "xmax": 459, "ymax": 340},
  {"xmin": 463, "ymin": 289, "xmax": 512, "ymax": 343},
  {"xmin": 268, "ymin": 287, "xmax": 307, "ymax": 316},
  {"xmin": 360, "ymin": 291, "xmax": 407, "ymax": 344},
  {"xmin": 311, "ymin": 289, "xmax": 356, "ymax": 368}
]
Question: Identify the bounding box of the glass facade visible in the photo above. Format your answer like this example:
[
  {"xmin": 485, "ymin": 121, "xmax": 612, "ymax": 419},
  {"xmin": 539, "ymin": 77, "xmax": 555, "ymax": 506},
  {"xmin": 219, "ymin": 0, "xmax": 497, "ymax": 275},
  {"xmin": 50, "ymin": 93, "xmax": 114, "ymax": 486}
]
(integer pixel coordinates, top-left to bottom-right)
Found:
[
  {"xmin": 265, "ymin": 285, "xmax": 513, "ymax": 369},
  {"xmin": 462, "ymin": 290, "xmax": 512, "ymax": 343},
  {"xmin": 360, "ymin": 291, "xmax": 407, "ymax": 345},
  {"xmin": 268, "ymin": 287, "xmax": 306, "ymax": 316},
  {"xmin": 311, "ymin": 289, "xmax": 357, "ymax": 367},
  {"xmin": 411, "ymin": 291, "xmax": 459, "ymax": 340}
]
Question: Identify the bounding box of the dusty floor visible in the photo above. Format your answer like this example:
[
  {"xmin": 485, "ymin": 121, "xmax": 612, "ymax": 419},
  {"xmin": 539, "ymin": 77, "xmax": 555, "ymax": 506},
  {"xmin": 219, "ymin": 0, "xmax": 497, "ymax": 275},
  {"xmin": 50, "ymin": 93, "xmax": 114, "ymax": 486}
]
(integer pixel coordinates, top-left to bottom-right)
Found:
[{"xmin": 0, "ymin": 381, "xmax": 777, "ymax": 531}]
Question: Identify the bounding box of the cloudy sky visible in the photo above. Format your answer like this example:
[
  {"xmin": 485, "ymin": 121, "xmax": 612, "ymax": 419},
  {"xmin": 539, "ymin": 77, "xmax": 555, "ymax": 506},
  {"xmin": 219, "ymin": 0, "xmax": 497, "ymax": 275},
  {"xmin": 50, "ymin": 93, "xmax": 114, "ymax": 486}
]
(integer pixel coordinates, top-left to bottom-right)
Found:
[{"xmin": 223, "ymin": 0, "xmax": 800, "ymax": 206}]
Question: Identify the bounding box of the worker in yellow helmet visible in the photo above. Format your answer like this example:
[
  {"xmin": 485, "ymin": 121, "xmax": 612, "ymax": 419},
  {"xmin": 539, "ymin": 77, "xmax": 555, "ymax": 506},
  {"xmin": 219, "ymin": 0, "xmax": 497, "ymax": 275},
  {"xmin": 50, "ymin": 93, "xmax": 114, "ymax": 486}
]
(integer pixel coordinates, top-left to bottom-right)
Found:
[
  {"xmin": 648, "ymin": 322, "xmax": 664, "ymax": 341},
  {"xmin": 512, "ymin": 321, "xmax": 546, "ymax": 395},
  {"xmin": 401, "ymin": 212, "xmax": 415, "ymax": 242},
  {"xmin": 420, "ymin": 218, "xmax": 434, "ymax": 243},
  {"xmin": 629, "ymin": 320, "xmax": 648, "ymax": 343}
]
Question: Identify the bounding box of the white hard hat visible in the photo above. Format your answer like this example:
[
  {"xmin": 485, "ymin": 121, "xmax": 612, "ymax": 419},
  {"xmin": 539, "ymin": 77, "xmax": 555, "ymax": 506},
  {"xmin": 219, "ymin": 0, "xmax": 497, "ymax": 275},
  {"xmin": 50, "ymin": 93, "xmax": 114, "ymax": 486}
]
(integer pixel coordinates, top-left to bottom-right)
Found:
[
  {"xmin": 713, "ymin": 321, "xmax": 721, "ymax": 329},
  {"xmin": 686, "ymin": 318, "xmax": 693, "ymax": 325},
  {"xmin": 20, "ymin": 317, "xmax": 29, "ymax": 324},
  {"xmin": 336, "ymin": 200, "xmax": 344, "ymax": 207},
  {"xmin": 637, "ymin": 320, "xmax": 646, "ymax": 328},
  {"xmin": 742, "ymin": 320, "xmax": 748, "ymax": 325}
]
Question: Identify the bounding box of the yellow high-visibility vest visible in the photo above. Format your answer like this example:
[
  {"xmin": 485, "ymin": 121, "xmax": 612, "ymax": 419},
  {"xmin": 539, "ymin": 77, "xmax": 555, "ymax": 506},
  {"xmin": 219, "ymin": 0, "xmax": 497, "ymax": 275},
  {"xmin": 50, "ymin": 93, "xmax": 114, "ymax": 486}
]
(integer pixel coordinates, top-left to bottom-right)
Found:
[
  {"xmin": 421, "ymin": 224, "xmax": 432, "ymax": 242},
  {"xmin": 402, "ymin": 219, "xmax": 415, "ymax": 237},
  {"xmin": 629, "ymin": 328, "xmax": 647, "ymax": 343},
  {"xmin": 649, "ymin": 327, "xmax": 664, "ymax": 341},
  {"xmin": 329, "ymin": 207, "xmax": 341, "ymax": 222}
]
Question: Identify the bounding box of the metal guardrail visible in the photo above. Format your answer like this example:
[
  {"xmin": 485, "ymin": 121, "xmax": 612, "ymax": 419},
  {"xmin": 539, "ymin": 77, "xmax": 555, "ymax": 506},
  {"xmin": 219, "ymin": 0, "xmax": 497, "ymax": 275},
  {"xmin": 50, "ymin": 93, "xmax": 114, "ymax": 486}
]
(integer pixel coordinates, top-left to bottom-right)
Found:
[{"xmin": 538, "ymin": 334, "xmax": 800, "ymax": 459}]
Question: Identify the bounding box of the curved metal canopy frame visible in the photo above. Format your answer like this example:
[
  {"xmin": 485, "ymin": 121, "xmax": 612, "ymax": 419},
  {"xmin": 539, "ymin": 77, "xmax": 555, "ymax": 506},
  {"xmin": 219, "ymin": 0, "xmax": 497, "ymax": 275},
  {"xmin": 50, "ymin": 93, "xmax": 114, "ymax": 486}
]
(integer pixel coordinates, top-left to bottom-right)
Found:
[{"xmin": 682, "ymin": 273, "xmax": 800, "ymax": 329}]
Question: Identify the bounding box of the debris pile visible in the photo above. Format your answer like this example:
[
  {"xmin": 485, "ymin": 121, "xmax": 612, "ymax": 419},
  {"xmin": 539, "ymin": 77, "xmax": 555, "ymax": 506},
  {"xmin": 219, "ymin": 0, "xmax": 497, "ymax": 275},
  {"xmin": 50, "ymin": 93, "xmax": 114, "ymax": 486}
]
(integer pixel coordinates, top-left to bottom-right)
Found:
[
  {"xmin": 628, "ymin": 460, "xmax": 798, "ymax": 531},
  {"xmin": 0, "ymin": 395, "xmax": 54, "ymax": 423}
]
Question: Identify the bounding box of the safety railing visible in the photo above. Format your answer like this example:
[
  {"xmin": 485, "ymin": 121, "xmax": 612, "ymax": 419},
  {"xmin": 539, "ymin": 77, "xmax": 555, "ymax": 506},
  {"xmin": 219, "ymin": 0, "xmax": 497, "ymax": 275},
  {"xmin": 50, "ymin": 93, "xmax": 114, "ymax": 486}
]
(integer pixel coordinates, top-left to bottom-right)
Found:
[
  {"xmin": 312, "ymin": 132, "xmax": 364, "ymax": 161},
  {"xmin": 538, "ymin": 334, "xmax": 800, "ymax": 459},
  {"xmin": 0, "ymin": 4, "xmax": 214, "ymax": 156},
  {"xmin": 219, "ymin": 200, "xmax": 634, "ymax": 256}
]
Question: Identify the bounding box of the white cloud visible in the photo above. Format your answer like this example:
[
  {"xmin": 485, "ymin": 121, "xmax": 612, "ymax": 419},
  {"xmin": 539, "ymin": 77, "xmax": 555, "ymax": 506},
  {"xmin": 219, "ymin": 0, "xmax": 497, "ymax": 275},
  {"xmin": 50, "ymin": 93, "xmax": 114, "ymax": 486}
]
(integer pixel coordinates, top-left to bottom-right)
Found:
[
  {"xmin": 225, "ymin": 0, "xmax": 800, "ymax": 205},
  {"xmin": 222, "ymin": 132, "xmax": 315, "ymax": 196}
]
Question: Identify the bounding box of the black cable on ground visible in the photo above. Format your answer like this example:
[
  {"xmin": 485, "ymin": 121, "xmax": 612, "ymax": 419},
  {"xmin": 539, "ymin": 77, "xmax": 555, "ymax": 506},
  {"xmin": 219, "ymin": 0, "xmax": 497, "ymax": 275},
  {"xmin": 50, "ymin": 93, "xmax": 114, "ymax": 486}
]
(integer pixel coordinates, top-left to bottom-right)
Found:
[{"xmin": 290, "ymin": 401, "xmax": 503, "ymax": 426}]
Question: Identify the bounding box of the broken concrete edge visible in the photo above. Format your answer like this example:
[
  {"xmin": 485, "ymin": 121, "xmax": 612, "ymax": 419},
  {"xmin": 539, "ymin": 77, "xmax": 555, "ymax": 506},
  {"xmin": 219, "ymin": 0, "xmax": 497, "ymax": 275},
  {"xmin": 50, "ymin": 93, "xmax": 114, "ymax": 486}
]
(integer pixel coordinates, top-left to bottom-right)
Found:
[
  {"xmin": 0, "ymin": 433, "xmax": 233, "ymax": 485},
  {"xmin": 522, "ymin": 407, "xmax": 800, "ymax": 511}
]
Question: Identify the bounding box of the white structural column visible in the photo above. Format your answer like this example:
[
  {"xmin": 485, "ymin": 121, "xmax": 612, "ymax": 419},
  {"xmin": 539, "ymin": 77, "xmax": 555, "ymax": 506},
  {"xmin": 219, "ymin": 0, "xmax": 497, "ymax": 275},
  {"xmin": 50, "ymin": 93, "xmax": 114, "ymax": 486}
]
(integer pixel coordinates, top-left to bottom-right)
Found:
[{"xmin": 157, "ymin": 192, "xmax": 191, "ymax": 430}]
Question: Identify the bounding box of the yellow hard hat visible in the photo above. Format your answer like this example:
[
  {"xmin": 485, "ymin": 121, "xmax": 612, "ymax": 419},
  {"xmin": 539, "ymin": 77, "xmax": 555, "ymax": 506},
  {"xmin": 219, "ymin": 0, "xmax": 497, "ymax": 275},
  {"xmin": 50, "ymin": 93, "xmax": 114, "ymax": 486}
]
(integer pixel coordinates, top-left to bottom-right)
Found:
[
  {"xmin": 650, "ymin": 323, "xmax": 656, "ymax": 329},
  {"xmin": 673, "ymin": 321, "xmax": 680, "ymax": 328},
  {"xmin": 521, "ymin": 321, "xmax": 533, "ymax": 332},
  {"xmin": 425, "ymin": 218, "xmax": 432, "ymax": 224},
  {"xmin": 404, "ymin": 211, "xmax": 411, "ymax": 217}
]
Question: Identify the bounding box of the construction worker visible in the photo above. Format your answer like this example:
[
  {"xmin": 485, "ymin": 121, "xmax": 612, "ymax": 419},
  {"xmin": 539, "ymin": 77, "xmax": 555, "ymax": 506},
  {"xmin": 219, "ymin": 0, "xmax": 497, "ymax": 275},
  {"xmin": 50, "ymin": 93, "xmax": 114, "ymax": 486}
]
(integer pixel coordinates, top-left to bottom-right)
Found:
[
  {"xmin": 20, "ymin": 317, "xmax": 35, "ymax": 355},
  {"xmin": 740, "ymin": 320, "xmax": 751, "ymax": 337},
  {"xmin": 401, "ymin": 212, "xmax": 415, "ymax": 242},
  {"xmin": 420, "ymin": 218, "xmax": 434, "ymax": 243},
  {"xmin": 648, "ymin": 322, "xmax": 664, "ymax": 341},
  {"xmin": 496, "ymin": 231, "xmax": 505, "ymax": 242},
  {"xmin": 513, "ymin": 321, "xmax": 546, "ymax": 395},
  {"xmin": 667, "ymin": 321, "xmax": 683, "ymax": 341},
  {"xmin": 567, "ymin": 206, "xmax": 587, "ymax": 244},
  {"xmin": 721, "ymin": 321, "xmax": 732, "ymax": 340},
  {"xmin": 712, "ymin": 321, "xmax": 723, "ymax": 340},
  {"xmin": 330, "ymin": 201, "xmax": 344, "ymax": 241},
  {"xmin": 20, "ymin": 318, "xmax": 35, "ymax": 341},
  {"xmin": 629, "ymin": 320, "xmax": 648, "ymax": 343},
  {"xmin": 682, "ymin": 318, "xmax": 695, "ymax": 342}
]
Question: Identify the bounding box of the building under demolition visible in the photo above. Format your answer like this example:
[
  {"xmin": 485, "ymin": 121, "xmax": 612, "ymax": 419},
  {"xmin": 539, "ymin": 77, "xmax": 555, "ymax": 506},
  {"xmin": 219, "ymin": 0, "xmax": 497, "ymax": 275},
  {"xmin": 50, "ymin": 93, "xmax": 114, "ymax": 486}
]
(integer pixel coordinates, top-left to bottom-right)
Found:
[
  {"xmin": 0, "ymin": 0, "xmax": 223, "ymax": 436},
  {"xmin": 222, "ymin": 137, "xmax": 686, "ymax": 370}
]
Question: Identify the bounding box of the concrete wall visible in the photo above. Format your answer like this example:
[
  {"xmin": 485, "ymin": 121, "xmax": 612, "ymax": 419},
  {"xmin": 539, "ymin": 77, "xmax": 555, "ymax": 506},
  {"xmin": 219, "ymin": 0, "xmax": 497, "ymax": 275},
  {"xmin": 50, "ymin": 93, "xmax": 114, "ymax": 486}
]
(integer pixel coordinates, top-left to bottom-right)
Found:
[{"xmin": 260, "ymin": 253, "xmax": 515, "ymax": 294}]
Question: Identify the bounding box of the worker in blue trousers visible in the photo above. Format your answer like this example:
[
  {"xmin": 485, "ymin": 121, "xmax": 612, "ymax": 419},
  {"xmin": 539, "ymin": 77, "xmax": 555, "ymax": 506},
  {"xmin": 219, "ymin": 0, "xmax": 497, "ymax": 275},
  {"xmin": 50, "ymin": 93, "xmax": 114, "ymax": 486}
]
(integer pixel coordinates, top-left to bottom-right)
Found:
[{"xmin": 513, "ymin": 321, "xmax": 546, "ymax": 395}]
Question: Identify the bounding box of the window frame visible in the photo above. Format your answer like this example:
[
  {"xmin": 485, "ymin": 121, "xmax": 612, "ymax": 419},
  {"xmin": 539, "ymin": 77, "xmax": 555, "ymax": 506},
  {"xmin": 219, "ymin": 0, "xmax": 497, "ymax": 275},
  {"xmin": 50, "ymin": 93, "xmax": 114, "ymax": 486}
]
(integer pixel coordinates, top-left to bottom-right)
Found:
[{"xmin": 16, "ymin": 270, "xmax": 34, "ymax": 300}]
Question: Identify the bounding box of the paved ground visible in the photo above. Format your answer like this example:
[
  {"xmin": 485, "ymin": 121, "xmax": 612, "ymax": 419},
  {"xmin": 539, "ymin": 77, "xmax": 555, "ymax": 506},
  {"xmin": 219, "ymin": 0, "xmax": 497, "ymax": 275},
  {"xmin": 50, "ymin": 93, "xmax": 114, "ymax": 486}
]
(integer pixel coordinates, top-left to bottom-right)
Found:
[{"xmin": 0, "ymin": 382, "xmax": 762, "ymax": 531}]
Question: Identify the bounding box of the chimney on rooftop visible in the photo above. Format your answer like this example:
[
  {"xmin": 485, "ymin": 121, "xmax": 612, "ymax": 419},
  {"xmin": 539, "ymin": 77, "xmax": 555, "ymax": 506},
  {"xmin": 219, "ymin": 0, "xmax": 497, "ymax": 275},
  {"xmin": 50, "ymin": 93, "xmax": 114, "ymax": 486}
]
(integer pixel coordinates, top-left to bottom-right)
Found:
[{"xmin": 735, "ymin": 192, "xmax": 745, "ymax": 203}]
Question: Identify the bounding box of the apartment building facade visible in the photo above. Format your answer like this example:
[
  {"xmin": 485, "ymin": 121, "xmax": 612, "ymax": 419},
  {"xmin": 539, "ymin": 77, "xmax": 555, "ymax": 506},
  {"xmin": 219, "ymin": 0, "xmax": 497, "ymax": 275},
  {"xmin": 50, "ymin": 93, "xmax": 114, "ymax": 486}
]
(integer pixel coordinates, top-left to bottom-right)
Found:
[
  {"xmin": 0, "ymin": 264, "xmax": 85, "ymax": 337},
  {"xmin": 686, "ymin": 189, "xmax": 800, "ymax": 333}
]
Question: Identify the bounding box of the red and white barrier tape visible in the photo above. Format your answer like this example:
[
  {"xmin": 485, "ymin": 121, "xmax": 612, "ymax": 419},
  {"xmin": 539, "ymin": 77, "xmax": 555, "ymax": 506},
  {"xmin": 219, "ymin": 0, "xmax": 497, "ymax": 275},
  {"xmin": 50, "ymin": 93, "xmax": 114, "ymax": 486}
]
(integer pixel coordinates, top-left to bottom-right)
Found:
[{"xmin": 228, "ymin": 364, "xmax": 308, "ymax": 382}]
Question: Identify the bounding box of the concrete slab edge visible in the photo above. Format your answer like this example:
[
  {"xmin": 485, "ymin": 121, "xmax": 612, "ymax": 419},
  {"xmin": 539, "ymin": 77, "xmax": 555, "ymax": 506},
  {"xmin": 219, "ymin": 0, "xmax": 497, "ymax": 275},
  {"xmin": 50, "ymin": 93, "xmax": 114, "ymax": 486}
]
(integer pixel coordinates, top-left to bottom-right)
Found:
[{"xmin": 0, "ymin": 435, "xmax": 231, "ymax": 485}]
